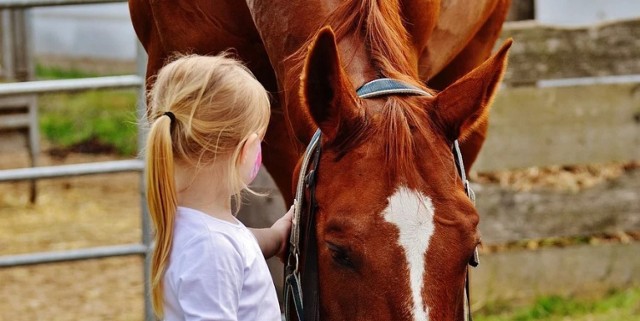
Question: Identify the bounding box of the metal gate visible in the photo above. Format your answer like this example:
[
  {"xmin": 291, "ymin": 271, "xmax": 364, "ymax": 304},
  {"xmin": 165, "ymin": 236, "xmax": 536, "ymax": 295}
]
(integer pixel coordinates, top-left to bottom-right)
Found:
[{"xmin": 0, "ymin": 0, "xmax": 153, "ymax": 320}]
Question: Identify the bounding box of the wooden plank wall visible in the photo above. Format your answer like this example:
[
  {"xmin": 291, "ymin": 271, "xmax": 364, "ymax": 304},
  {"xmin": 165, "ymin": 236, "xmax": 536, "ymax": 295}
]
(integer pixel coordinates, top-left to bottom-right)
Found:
[
  {"xmin": 473, "ymin": 19, "xmax": 640, "ymax": 240},
  {"xmin": 499, "ymin": 19, "xmax": 640, "ymax": 85},
  {"xmin": 476, "ymin": 169, "xmax": 640, "ymax": 244},
  {"xmin": 474, "ymin": 83, "xmax": 640, "ymax": 172},
  {"xmin": 472, "ymin": 242, "xmax": 640, "ymax": 304},
  {"xmin": 469, "ymin": 19, "xmax": 640, "ymax": 304}
]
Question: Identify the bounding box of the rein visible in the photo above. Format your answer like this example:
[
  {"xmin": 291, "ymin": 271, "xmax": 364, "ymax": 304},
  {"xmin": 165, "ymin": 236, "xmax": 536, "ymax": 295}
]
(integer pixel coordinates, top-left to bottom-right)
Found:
[{"xmin": 284, "ymin": 78, "xmax": 478, "ymax": 321}]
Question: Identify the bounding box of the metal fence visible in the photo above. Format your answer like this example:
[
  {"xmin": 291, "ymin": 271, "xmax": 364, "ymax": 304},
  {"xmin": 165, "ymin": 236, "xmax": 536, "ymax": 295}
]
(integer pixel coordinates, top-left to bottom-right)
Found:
[{"xmin": 0, "ymin": 0, "xmax": 153, "ymax": 320}]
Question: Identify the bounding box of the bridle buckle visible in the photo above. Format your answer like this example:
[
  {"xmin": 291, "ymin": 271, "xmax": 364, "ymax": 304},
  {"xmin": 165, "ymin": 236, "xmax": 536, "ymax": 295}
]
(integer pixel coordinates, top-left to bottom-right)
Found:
[{"xmin": 464, "ymin": 180, "xmax": 476, "ymax": 205}]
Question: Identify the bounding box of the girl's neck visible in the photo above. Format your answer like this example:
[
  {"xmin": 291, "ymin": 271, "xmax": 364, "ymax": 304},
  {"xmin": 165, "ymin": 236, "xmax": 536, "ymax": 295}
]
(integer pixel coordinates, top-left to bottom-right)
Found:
[{"xmin": 174, "ymin": 162, "xmax": 237, "ymax": 224}]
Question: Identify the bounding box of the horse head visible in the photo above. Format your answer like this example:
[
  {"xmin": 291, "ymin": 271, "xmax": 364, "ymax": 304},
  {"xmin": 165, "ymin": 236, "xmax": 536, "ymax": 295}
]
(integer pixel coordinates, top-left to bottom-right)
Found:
[{"xmin": 293, "ymin": 26, "xmax": 511, "ymax": 321}]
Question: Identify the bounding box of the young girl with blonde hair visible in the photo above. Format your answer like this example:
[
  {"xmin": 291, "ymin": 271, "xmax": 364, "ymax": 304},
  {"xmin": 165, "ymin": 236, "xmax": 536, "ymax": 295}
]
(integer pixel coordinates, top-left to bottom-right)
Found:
[{"xmin": 144, "ymin": 54, "xmax": 292, "ymax": 321}]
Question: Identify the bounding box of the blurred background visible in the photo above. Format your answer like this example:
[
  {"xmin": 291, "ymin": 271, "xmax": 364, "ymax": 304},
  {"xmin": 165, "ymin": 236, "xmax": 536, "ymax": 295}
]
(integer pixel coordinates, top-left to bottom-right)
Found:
[{"xmin": 1, "ymin": 0, "xmax": 639, "ymax": 320}]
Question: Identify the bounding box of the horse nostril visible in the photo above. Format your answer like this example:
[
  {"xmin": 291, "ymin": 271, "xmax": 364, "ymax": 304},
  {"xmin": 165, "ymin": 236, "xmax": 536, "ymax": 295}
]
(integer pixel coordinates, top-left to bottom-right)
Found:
[{"xmin": 633, "ymin": 112, "xmax": 640, "ymax": 124}]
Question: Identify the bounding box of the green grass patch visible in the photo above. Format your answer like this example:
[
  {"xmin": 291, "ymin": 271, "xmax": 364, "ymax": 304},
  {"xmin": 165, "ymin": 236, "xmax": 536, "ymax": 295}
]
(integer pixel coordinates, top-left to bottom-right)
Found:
[
  {"xmin": 36, "ymin": 64, "xmax": 100, "ymax": 80},
  {"xmin": 476, "ymin": 288, "xmax": 640, "ymax": 321},
  {"xmin": 39, "ymin": 90, "xmax": 139, "ymax": 156},
  {"xmin": 36, "ymin": 64, "xmax": 140, "ymax": 156}
]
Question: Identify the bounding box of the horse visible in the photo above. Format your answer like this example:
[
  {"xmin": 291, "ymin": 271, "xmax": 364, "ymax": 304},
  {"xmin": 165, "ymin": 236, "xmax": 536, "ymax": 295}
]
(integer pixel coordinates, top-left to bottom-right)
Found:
[{"xmin": 129, "ymin": 1, "xmax": 512, "ymax": 320}]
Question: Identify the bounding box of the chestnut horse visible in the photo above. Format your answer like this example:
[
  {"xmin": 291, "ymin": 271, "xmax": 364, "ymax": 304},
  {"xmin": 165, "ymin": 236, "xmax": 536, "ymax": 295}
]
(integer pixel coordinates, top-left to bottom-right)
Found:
[{"xmin": 129, "ymin": 0, "xmax": 511, "ymax": 320}]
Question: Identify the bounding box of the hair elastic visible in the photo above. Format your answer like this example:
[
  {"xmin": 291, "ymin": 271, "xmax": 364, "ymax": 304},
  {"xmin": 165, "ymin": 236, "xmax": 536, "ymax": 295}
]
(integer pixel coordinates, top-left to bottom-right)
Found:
[{"xmin": 163, "ymin": 111, "xmax": 176, "ymax": 124}]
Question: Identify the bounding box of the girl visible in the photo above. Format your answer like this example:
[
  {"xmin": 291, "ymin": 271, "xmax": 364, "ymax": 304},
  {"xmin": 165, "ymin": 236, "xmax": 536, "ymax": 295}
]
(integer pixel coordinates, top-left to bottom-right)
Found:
[{"xmin": 144, "ymin": 54, "xmax": 292, "ymax": 321}]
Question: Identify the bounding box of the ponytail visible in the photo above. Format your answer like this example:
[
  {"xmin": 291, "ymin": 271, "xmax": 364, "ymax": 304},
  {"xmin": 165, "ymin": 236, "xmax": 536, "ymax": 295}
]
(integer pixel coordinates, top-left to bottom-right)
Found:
[{"xmin": 145, "ymin": 115, "xmax": 178, "ymax": 318}]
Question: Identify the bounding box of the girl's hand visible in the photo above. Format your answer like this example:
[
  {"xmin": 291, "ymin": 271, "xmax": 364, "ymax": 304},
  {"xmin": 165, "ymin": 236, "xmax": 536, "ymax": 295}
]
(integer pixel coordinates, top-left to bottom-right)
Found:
[{"xmin": 271, "ymin": 204, "xmax": 294, "ymax": 263}]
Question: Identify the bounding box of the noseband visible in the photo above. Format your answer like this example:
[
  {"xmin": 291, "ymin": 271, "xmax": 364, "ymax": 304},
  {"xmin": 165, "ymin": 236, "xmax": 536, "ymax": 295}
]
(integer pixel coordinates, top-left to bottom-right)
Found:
[{"xmin": 284, "ymin": 78, "xmax": 478, "ymax": 321}]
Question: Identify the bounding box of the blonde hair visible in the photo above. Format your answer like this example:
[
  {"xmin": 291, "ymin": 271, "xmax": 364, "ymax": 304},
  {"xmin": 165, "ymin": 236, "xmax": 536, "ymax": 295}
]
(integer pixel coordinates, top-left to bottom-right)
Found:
[{"xmin": 144, "ymin": 54, "xmax": 270, "ymax": 318}]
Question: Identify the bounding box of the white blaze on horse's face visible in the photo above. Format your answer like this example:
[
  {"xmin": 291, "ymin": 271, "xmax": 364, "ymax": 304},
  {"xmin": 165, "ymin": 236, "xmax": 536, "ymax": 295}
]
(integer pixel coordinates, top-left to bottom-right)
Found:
[{"xmin": 383, "ymin": 186, "xmax": 435, "ymax": 321}]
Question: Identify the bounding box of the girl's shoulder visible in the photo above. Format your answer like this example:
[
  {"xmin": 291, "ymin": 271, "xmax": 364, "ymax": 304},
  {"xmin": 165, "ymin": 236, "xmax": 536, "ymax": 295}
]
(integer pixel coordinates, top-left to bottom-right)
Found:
[
  {"xmin": 175, "ymin": 208, "xmax": 239, "ymax": 244},
  {"xmin": 177, "ymin": 206, "xmax": 243, "ymax": 229},
  {"xmin": 172, "ymin": 206, "xmax": 254, "ymax": 261}
]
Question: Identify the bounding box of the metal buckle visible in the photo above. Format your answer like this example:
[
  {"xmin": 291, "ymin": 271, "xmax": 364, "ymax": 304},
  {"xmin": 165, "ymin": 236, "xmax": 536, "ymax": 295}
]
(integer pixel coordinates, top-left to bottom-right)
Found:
[
  {"xmin": 293, "ymin": 252, "xmax": 300, "ymax": 273},
  {"xmin": 464, "ymin": 180, "xmax": 475, "ymax": 205}
]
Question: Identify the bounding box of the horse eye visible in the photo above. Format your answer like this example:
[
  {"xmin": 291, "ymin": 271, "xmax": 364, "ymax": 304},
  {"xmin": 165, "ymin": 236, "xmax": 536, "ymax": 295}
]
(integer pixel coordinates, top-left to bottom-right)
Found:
[{"xmin": 327, "ymin": 242, "xmax": 355, "ymax": 269}]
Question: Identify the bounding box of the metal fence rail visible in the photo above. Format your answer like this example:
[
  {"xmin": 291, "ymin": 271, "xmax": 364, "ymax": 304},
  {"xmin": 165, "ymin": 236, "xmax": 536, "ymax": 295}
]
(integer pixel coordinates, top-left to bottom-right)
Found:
[
  {"xmin": 0, "ymin": 75, "xmax": 143, "ymax": 96},
  {"xmin": 0, "ymin": 244, "xmax": 148, "ymax": 267},
  {"xmin": 0, "ymin": 159, "xmax": 143, "ymax": 182},
  {"xmin": 0, "ymin": 0, "xmax": 125, "ymax": 9}
]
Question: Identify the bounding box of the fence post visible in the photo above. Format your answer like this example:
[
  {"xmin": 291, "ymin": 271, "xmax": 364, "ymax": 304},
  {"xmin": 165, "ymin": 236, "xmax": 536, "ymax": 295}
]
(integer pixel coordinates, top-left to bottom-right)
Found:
[
  {"xmin": 0, "ymin": 7, "xmax": 39, "ymax": 202},
  {"xmin": 11, "ymin": 8, "xmax": 34, "ymax": 82},
  {"xmin": 507, "ymin": 0, "xmax": 534, "ymax": 21},
  {"xmin": 1, "ymin": 10, "xmax": 14, "ymax": 79},
  {"xmin": 136, "ymin": 39, "xmax": 154, "ymax": 321},
  {"xmin": 13, "ymin": 8, "xmax": 39, "ymax": 203}
]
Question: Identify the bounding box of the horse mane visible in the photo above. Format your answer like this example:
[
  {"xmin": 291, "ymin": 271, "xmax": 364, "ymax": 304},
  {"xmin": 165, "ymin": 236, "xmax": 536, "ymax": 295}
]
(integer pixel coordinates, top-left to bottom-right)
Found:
[
  {"xmin": 327, "ymin": 0, "xmax": 419, "ymax": 83},
  {"xmin": 290, "ymin": 0, "xmax": 438, "ymax": 176}
]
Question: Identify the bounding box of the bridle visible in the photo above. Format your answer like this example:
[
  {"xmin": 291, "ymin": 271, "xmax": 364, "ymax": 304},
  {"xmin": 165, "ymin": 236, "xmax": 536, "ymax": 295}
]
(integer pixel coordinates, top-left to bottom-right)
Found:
[{"xmin": 284, "ymin": 78, "xmax": 479, "ymax": 321}]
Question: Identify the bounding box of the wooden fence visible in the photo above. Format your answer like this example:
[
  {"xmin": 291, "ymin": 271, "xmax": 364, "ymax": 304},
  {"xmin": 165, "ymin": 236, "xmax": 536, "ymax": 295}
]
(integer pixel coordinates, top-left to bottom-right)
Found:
[{"xmin": 470, "ymin": 18, "xmax": 640, "ymax": 306}]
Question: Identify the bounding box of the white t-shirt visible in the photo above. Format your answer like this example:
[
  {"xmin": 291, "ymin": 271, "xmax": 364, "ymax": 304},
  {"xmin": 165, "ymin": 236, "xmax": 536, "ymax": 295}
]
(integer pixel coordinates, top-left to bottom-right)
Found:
[{"xmin": 162, "ymin": 206, "xmax": 281, "ymax": 321}]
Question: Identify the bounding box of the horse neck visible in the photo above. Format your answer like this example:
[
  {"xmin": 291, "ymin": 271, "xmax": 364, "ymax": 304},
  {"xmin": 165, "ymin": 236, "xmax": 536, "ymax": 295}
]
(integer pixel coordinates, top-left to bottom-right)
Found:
[{"xmin": 247, "ymin": 0, "xmax": 334, "ymax": 77}]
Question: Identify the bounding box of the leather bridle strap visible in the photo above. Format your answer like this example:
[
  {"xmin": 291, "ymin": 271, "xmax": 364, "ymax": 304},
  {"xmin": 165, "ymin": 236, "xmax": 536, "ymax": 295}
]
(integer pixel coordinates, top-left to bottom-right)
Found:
[
  {"xmin": 453, "ymin": 140, "xmax": 477, "ymax": 206},
  {"xmin": 356, "ymin": 78, "xmax": 430, "ymax": 98},
  {"xmin": 453, "ymin": 139, "xmax": 479, "ymax": 321},
  {"xmin": 289, "ymin": 130, "xmax": 322, "ymax": 265},
  {"xmin": 285, "ymin": 129, "xmax": 322, "ymax": 321},
  {"xmin": 283, "ymin": 272, "xmax": 304, "ymax": 321},
  {"xmin": 301, "ymin": 142, "xmax": 322, "ymax": 321}
]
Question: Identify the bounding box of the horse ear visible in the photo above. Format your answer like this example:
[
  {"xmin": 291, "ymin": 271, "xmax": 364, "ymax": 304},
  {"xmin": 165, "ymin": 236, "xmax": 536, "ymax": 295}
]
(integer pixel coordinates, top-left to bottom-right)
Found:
[
  {"xmin": 301, "ymin": 26, "xmax": 359, "ymax": 141},
  {"xmin": 433, "ymin": 39, "xmax": 512, "ymax": 141}
]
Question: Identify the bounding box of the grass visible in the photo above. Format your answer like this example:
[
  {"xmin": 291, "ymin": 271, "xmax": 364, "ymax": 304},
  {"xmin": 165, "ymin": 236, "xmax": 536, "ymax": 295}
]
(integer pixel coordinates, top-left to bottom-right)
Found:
[
  {"xmin": 476, "ymin": 288, "xmax": 640, "ymax": 321},
  {"xmin": 35, "ymin": 64, "xmax": 101, "ymax": 80},
  {"xmin": 36, "ymin": 65, "xmax": 140, "ymax": 156}
]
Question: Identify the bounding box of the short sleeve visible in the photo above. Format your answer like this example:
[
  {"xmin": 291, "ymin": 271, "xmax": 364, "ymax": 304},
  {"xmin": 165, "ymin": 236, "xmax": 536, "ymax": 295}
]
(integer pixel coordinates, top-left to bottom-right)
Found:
[{"xmin": 174, "ymin": 232, "xmax": 244, "ymax": 321}]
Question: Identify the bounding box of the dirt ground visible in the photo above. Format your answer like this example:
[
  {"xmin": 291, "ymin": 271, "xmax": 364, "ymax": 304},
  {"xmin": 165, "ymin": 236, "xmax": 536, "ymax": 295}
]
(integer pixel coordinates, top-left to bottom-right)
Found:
[
  {"xmin": 1, "ymin": 137, "xmax": 637, "ymax": 321},
  {"xmin": 0, "ymin": 142, "xmax": 144, "ymax": 321}
]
